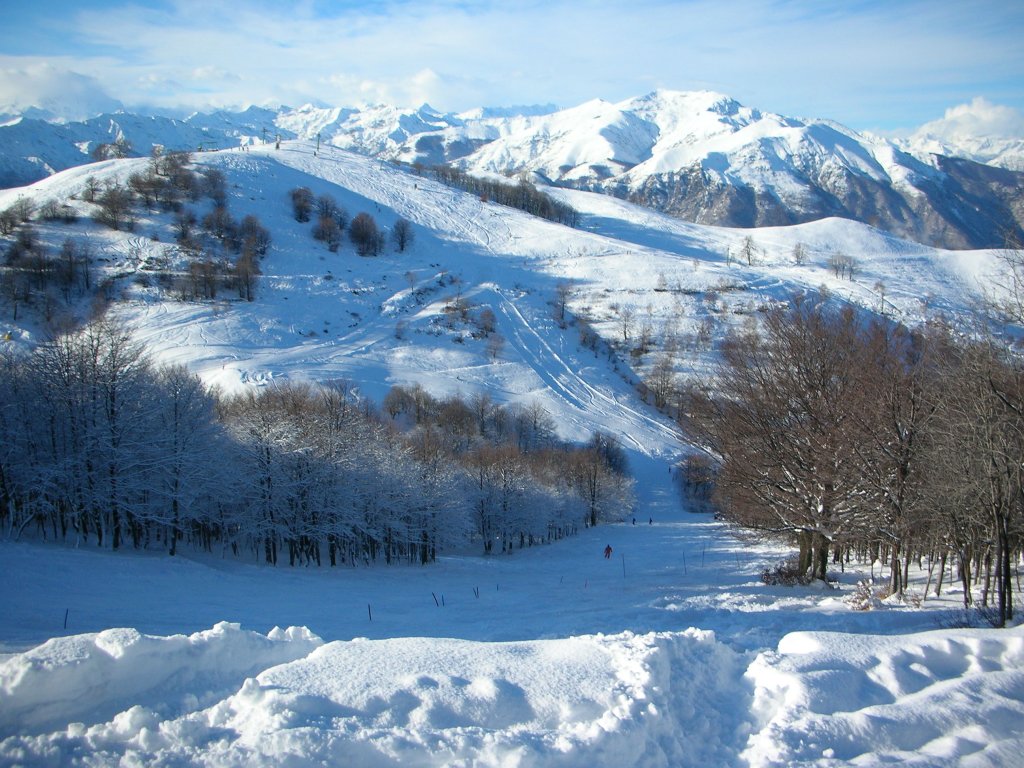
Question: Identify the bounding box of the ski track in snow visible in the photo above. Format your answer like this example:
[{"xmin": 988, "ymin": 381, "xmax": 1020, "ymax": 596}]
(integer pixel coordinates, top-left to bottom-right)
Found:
[
  {"xmin": 0, "ymin": 140, "xmax": 1021, "ymax": 766},
  {"xmin": 496, "ymin": 290, "xmax": 679, "ymax": 457}
]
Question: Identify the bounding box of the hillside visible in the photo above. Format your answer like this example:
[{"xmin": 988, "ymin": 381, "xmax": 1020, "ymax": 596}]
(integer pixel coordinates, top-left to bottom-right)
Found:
[
  {"xmin": 0, "ymin": 140, "xmax": 1000, "ymax": 427},
  {"xmin": 0, "ymin": 139, "xmax": 1003, "ymax": 426}
]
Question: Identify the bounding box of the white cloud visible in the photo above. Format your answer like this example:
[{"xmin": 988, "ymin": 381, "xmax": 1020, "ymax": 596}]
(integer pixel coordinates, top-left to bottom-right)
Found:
[
  {"xmin": 189, "ymin": 66, "xmax": 241, "ymax": 83},
  {"xmin": 3, "ymin": 0, "xmax": 1022, "ymax": 128},
  {"xmin": 0, "ymin": 62, "xmax": 122, "ymax": 120},
  {"xmin": 320, "ymin": 68, "xmax": 446, "ymax": 109},
  {"xmin": 912, "ymin": 97, "xmax": 1024, "ymax": 141}
]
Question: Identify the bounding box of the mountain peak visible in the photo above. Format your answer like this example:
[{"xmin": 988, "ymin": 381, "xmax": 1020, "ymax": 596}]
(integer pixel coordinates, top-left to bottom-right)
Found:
[{"xmin": 625, "ymin": 88, "xmax": 740, "ymax": 111}]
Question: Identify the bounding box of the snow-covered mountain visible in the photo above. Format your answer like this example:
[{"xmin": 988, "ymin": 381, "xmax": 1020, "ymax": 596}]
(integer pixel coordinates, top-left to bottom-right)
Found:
[
  {"xmin": 0, "ymin": 107, "xmax": 289, "ymax": 189},
  {"xmin": 901, "ymin": 132, "xmax": 1024, "ymax": 172},
  {"xmin": 2, "ymin": 91, "xmax": 1022, "ymax": 249},
  {"xmin": 0, "ymin": 138, "xmax": 1000, "ymax": 402},
  {"xmin": 448, "ymin": 90, "xmax": 1024, "ymax": 250}
]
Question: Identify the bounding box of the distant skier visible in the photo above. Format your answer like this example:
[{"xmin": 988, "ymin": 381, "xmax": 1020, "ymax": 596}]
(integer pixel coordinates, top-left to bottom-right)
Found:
[{"xmin": 604, "ymin": 544, "xmax": 613, "ymax": 559}]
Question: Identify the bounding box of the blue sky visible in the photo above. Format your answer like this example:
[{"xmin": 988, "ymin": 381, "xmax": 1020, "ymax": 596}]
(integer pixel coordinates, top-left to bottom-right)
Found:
[{"xmin": 1, "ymin": 0, "xmax": 1022, "ymax": 133}]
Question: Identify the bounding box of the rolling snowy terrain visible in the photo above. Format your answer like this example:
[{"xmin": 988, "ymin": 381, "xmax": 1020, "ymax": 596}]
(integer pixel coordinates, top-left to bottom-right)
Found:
[{"xmin": 1, "ymin": 140, "xmax": 1022, "ymax": 766}]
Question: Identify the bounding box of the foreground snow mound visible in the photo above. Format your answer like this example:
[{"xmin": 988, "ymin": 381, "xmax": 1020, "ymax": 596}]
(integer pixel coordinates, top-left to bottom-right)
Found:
[
  {"xmin": 0, "ymin": 628, "xmax": 750, "ymax": 767},
  {"xmin": 743, "ymin": 625, "xmax": 1024, "ymax": 767},
  {"xmin": 0, "ymin": 622, "xmax": 322, "ymax": 736}
]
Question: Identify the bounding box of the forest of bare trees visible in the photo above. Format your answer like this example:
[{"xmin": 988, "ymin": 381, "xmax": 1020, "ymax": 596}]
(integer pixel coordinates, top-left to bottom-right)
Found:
[
  {"xmin": 0, "ymin": 319, "xmax": 634, "ymax": 567},
  {"xmin": 679, "ymin": 296, "xmax": 1023, "ymax": 626}
]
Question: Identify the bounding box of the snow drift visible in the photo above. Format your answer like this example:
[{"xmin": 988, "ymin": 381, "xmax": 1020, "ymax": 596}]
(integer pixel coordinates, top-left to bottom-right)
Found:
[
  {"xmin": 0, "ymin": 625, "xmax": 748, "ymax": 766},
  {"xmin": 2, "ymin": 623, "xmax": 1022, "ymax": 766},
  {"xmin": 744, "ymin": 626, "xmax": 1024, "ymax": 767}
]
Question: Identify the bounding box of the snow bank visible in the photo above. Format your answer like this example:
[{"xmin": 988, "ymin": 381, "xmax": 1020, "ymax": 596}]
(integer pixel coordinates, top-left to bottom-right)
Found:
[
  {"xmin": 3, "ymin": 619, "xmax": 1024, "ymax": 766},
  {"xmin": 0, "ymin": 622, "xmax": 321, "ymax": 736},
  {"xmin": 0, "ymin": 626, "xmax": 749, "ymax": 767},
  {"xmin": 743, "ymin": 625, "xmax": 1024, "ymax": 767}
]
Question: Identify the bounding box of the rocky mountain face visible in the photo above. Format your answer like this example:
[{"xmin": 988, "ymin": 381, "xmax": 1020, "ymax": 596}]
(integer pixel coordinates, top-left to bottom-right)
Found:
[
  {"xmin": 616, "ymin": 141, "xmax": 1024, "ymax": 249},
  {"xmin": 2, "ymin": 91, "xmax": 1021, "ymax": 249}
]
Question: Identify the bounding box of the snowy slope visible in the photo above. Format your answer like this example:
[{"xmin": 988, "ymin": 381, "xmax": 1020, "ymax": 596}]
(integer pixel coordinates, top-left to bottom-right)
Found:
[
  {"xmin": 2, "ymin": 138, "xmax": 996, "ymax": 435},
  {"xmin": 0, "ymin": 143, "xmax": 1021, "ymax": 766}
]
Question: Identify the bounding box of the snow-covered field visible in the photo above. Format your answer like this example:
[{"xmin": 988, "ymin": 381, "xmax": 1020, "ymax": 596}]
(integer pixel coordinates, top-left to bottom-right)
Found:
[
  {"xmin": 1, "ymin": 141, "xmax": 1021, "ymax": 766},
  {"xmin": 3, "ymin": 484, "xmax": 1021, "ymax": 767}
]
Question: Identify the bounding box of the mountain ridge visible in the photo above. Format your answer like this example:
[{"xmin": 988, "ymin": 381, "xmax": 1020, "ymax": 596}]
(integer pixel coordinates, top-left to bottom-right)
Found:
[{"xmin": 2, "ymin": 91, "xmax": 1022, "ymax": 249}]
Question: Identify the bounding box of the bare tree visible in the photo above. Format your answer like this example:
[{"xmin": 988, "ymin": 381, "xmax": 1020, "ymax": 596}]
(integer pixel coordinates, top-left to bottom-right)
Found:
[
  {"xmin": 202, "ymin": 205, "xmax": 237, "ymax": 249},
  {"xmin": 792, "ymin": 242, "xmax": 807, "ymax": 265},
  {"xmin": 740, "ymin": 235, "xmax": 757, "ymax": 266},
  {"xmin": 239, "ymin": 215, "xmax": 272, "ymax": 256},
  {"xmin": 827, "ymin": 251, "xmax": 857, "ymax": 280},
  {"xmin": 0, "ymin": 207, "xmax": 18, "ymax": 235},
  {"xmin": 313, "ymin": 215, "xmax": 343, "ymax": 252},
  {"xmin": 349, "ymin": 212, "xmax": 381, "ymax": 256},
  {"xmin": 94, "ymin": 184, "xmax": 135, "ymax": 230},
  {"xmin": 554, "ymin": 282, "xmax": 573, "ymax": 327},
  {"xmin": 923, "ymin": 338, "xmax": 1023, "ymax": 625},
  {"xmin": 82, "ymin": 176, "xmax": 101, "ymax": 203},
  {"xmin": 290, "ymin": 187, "xmax": 314, "ymax": 222},
  {"xmin": 477, "ymin": 307, "xmax": 497, "ymax": 336},
  {"xmin": 316, "ymin": 193, "xmax": 339, "ymax": 221},
  {"xmin": 233, "ymin": 240, "xmax": 261, "ymax": 301},
  {"xmin": 487, "ymin": 333, "xmax": 505, "ymax": 360},
  {"xmin": 617, "ymin": 305, "xmax": 635, "ymax": 344},
  {"xmin": 647, "ymin": 352, "xmax": 677, "ymax": 411},
  {"xmin": 391, "ymin": 218, "xmax": 414, "ymax": 252},
  {"xmin": 988, "ymin": 245, "xmax": 1024, "ymax": 324},
  {"xmin": 680, "ymin": 298, "xmax": 869, "ymax": 580}
]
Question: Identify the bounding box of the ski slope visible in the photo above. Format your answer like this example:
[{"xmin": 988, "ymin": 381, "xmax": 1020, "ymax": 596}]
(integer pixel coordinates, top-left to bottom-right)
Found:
[
  {"xmin": 0, "ymin": 141, "xmax": 1021, "ymax": 766},
  {"xmin": 2, "ymin": 477, "xmax": 1021, "ymax": 766}
]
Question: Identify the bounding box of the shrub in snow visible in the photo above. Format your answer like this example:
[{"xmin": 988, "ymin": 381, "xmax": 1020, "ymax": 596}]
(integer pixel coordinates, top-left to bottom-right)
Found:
[
  {"xmin": 847, "ymin": 579, "xmax": 893, "ymax": 611},
  {"xmin": 760, "ymin": 557, "xmax": 813, "ymax": 586}
]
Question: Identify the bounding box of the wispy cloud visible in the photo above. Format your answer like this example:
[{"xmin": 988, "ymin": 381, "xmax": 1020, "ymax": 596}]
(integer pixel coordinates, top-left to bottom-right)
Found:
[
  {"xmin": 2, "ymin": 0, "xmax": 1022, "ymax": 130},
  {"xmin": 0, "ymin": 61, "xmax": 122, "ymax": 119}
]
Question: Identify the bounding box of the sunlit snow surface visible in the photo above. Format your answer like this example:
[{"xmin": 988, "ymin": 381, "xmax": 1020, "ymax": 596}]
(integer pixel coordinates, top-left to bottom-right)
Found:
[{"xmin": 0, "ymin": 141, "xmax": 1021, "ymax": 766}]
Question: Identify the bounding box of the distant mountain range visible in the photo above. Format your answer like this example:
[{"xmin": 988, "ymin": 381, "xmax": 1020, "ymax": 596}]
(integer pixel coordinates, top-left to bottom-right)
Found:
[{"xmin": 2, "ymin": 91, "xmax": 1022, "ymax": 249}]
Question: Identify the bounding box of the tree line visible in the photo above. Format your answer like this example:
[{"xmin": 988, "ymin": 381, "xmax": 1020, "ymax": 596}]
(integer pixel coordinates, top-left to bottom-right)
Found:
[
  {"xmin": 0, "ymin": 319, "xmax": 633, "ymax": 566},
  {"xmin": 679, "ymin": 296, "xmax": 1023, "ymax": 626},
  {"xmin": 426, "ymin": 166, "xmax": 580, "ymax": 227}
]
